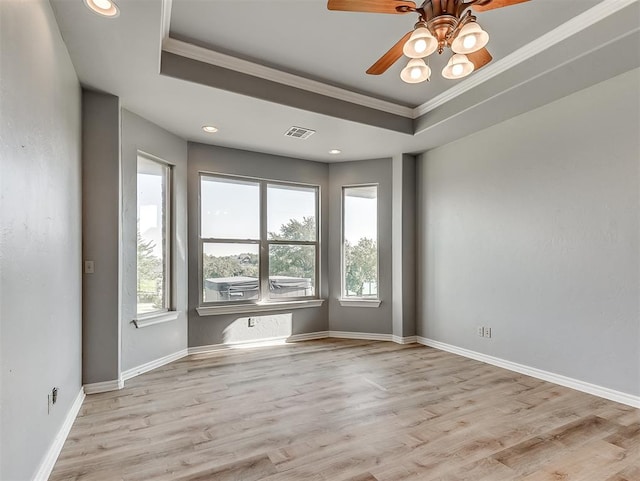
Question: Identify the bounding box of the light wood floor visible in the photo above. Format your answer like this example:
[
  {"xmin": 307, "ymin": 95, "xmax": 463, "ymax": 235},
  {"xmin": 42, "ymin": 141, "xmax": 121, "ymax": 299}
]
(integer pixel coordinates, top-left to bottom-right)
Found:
[{"xmin": 50, "ymin": 340, "xmax": 639, "ymax": 481}]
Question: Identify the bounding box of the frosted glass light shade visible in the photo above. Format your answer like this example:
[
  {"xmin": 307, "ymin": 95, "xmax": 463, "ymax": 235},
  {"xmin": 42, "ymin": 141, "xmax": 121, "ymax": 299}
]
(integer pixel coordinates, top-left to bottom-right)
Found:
[
  {"xmin": 401, "ymin": 58, "xmax": 431, "ymax": 84},
  {"xmin": 403, "ymin": 27, "xmax": 438, "ymax": 58},
  {"xmin": 451, "ymin": 22, "xmax": 489, "ymax": 54},
  {"xmin": 442, "ymin": 54, "xmax": 474, "ymax": 79}
]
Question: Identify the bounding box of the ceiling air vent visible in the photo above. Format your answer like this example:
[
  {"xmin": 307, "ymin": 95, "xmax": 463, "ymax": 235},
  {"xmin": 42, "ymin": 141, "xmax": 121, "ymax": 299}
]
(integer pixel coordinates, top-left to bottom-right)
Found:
[{"xmin": 284, "ymin": 126, "xmax": 315, "ymax": 140}]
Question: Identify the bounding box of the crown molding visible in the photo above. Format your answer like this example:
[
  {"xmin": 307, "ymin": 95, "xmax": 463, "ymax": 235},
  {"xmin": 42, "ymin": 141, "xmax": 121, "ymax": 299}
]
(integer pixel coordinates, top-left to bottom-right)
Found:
[
  {"xmin": 160, "ymin": 0, "xmax": 172, "ymax": 41},
  {"xmin": 158, "ymin": 0, "xmax": 173, "ymax": 72},
  {"xmin": 159, "ymin": 0, "xmax": 635, "ymax": 124},
  {"xmin": 162, "ymin": 37, "xmax": 415, "ymax": 119},
  {"xmin": 412, "ymin": 0, "xmax": 639, "ymax": 117}
]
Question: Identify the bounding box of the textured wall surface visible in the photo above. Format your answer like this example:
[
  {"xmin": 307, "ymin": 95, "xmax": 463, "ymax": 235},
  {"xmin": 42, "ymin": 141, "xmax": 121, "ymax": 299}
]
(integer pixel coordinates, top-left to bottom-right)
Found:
[
  {"xmin": 82, "ymin": 90, "xmax": 121, "ymax": 385},
  {"xmin": 392, "ymin": 154, "xmax": 417, "ymax": 338},
  {"xmin": 328, "ymin": 159, "xmax": 393, "ymax": 334},
  {"xmin": 0, "ymin": 1, "xmax": 82, "ymax": 478},
  {"xmin": 120, "ymin": 110, "xmax": 188, "ymax": 372},
  {"xmin": 187, "ymin": 143, "xmax": 330, "ymax": 347},
  {"xmin": 417, "ymin": 69, "xmax": 640, "ymax": 396}
]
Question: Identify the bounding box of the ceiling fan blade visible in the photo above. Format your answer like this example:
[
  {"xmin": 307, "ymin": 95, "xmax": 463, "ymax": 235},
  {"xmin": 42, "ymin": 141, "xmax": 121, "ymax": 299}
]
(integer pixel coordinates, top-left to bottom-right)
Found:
[
  {"xmin": 328, "ymin": 0, "xmax": 416, "ymax": 14},
  {"xmin": 467, "ymin": 48, "xmax": 492, "ymax": 70},
  {"xmin": 366, "ymin": 31, "xmax": 413, "ymax": 75},
  {"xmin": 472, "ymin": 0, "xmax": 529, "ymax": 12}
]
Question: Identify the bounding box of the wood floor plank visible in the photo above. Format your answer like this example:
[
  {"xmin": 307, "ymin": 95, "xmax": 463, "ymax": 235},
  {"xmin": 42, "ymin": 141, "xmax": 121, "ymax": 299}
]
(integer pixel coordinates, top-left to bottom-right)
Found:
[
  {"xmin": 49, "ymin": 340, "xmax": 639, "ymax": 481},
  {"xmin": 605, "ymin": 465, "xmax": 640, "ymax": 481}
]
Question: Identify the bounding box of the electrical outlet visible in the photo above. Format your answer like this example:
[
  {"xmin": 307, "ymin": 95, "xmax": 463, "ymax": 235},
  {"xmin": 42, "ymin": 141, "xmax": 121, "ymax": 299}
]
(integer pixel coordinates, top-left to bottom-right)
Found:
[
  {"xmin": 47, "ymin": 387, "xmax": 59, "ymax": 414},
  {"xmin": 484, "ymin": 327, "xmax": 492, "ymax": 338},
  {"xmin": 477, "ymin": 326, "xmax": 484, "ymax": 337},
  {"xmin": 248, "ymin": 318, "xmax": 256, "ymax": 328}
]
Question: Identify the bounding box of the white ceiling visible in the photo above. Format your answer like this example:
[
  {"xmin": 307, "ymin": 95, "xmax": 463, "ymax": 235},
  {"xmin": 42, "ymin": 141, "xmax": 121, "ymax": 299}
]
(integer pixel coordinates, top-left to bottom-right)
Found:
[
  {"xmin": 50, "ymin": 0, "xmax": 639, "ymax": 162},
  {"xmin": 169, "ymin": 0, "xmax": 599, "ymax": 106}
]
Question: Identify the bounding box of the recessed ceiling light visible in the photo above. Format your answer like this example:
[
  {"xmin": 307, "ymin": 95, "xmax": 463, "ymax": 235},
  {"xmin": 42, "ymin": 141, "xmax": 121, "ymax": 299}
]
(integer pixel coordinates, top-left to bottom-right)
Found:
[
  {"xmin": 329, "ymin": 149, "xmax": 341, "ymax": 155},
  {"xmin": 202, "ymin": 125, "xmax": 218, "ymax": 133},
  {"xmin": 83, "ymin": 0, "xmax": 120, "ymax": 17}
]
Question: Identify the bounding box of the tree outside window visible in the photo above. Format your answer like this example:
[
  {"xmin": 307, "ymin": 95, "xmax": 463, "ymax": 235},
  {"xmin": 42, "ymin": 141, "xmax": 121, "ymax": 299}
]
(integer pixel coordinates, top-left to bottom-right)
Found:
[
  {"xmin": 200, "ymin": 176, "xmax": 318, "ymax": 304},
  {"xmin": 343, "ymin": 185, "xmax": 378, "ymax": 298}
]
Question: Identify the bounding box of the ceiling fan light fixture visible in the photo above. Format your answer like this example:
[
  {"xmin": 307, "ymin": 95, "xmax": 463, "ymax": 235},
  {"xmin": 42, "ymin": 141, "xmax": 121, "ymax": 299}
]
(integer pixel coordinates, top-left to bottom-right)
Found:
[
  {"xmin": 400, "ymin": 58, "xmax": 431, "ymax": 84},
  {"xmin": 442, "ymin": 53, "xmax": 474, "ymax": 79},
  {"xmin": 451, "ymin": 22, "xmax": 489, "ymax": 54},
  {"xmin": 402, "ymin": 26, "xmax": 438, "ymax": 59}
]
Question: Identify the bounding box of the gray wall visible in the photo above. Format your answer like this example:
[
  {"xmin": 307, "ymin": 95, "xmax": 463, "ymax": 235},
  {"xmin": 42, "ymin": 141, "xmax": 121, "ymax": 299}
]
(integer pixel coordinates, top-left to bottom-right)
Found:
[
  {"xmin": 0, "ymin": 1, "xmax": 82, "ymax": 479},
  {"xmin": 188, "ymin": 143, "xmax": 329, "ymax": 347},
  {"xmin": 328, "ymin": 159, "xmax": 393, "ymax": 334},
  {"xmin": 417, "ymin": 69, "xmax": 640, "ymax": 396},
  {"xmin": 82, "ymin": 90, "xmax": 121, "ymax": 385},
  {"xmin": 392, "ymin": 154, "xmax": 417, "ymax": 338},
  {"xmin": 120, "ymin": 111, "xmax": 188, "ymax": 371}
]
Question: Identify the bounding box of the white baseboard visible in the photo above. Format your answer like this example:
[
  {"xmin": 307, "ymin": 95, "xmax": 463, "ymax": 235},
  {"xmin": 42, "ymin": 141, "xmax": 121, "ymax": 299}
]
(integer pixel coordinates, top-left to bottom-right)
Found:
[
  {"xmin": 329, "ymin": 330, "xmax": 392, "ymax": 341},
  {"xmin": 83, "ymin": 378, "xmax": 123, "ymax": 394},
  {"xmin": 188, "ymin": 336, "xmax": 292, "ymax": 355},
  {"xmin": 417, "ymin": 337, "xmax": 640, "ymax": 409},
  {"xmin": 122, "ymin": 348, "xmax": 188, "ymax": 382},
  {"xmin": 329, "ymin": 331, "xmax": 417, "ymax": 345},
  {"xmin": 392, "ymin": 335, "xmax": 417, "ymax": 345},
  {"xmin": 188, "ymin": 343, "xmax": 227, "ymax": 355},
  {"xmin": 288, "ymin": 331, "xmax": 330, "ymax": 342},
  {"xmin": 187, "ymin": 333, "xmax": 330, "ymax": 355},
  {"xmin": 33, "ymin": 387, "xmax": 85, "ymax": 481},
  {"xmin": 187, "ymin": 331, "xmax": 415, "ymax": 355}
]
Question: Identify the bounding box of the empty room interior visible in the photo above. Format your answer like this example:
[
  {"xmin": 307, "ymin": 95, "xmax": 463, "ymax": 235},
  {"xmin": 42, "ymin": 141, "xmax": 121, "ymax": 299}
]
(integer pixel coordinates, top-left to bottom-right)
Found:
[{"xmin": 1, "ymin": 0, "xmax": 640, "ymax": 480}]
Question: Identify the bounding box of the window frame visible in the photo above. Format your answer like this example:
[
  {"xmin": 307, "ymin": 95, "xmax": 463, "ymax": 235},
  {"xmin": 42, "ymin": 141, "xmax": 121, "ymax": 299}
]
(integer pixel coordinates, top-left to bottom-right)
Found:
[
  {"xmin": 198, "ymin": 172, "xmax": 320, "ymax": 308},
  {"xmin": 341, "ymin": 183, "xmax": 379, "ymax": 301},
  {"xmin": 136, "ymin": 152, "xmax": 173, "ymax": 318}
]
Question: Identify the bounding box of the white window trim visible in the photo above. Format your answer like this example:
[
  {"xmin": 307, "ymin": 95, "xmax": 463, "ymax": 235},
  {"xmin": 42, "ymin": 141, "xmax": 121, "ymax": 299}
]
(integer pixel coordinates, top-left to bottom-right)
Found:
[
  {"xmin": 137, "ymin": 152, "xmax": 173, "ymax": 318},
  {"xmin": 341, "ymin": 183, "xmax": 380, "ymax": 301},
  {"xmin": 199, "ymin": 173, "xmax": 321, "ymax": 307},
  {"xmin": 197, "ymin": 299, "xmax": 324, "ymax": 316},
  {"xmin": 338, "ymin": 298, "xmax": 381, "ymax": 308},
  {"xmin": 133, "ymin": 310, "xmax": 180, "ymax": 328}
]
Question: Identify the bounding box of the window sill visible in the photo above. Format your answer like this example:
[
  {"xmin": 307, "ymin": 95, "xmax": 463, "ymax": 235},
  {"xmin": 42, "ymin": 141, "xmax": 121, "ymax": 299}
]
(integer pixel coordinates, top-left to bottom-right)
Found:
[
  {"xmin": 338, "ymin": 298, "xmax": 381, "ymax": 308},
  {"xmin": 197, "ymin": 299, "xmax": 325, "ymax": 317},
  {"xmin": 133, "ymin": 310, "xmax": 180, "ymax": 328}
]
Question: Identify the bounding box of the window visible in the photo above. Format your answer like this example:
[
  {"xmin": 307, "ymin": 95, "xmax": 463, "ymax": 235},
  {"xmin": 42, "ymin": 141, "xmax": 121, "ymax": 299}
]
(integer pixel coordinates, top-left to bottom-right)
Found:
[
  {"xmin": 137, "ymin": 155, "xmax": 171, "ymax": 316},
  {"xmin": 200, "ymin": 174, "xmax": 318, "ymax": 305},
  {"xmin": 342, "ymin": 185, "xmax": 378, "ymax": 298}
]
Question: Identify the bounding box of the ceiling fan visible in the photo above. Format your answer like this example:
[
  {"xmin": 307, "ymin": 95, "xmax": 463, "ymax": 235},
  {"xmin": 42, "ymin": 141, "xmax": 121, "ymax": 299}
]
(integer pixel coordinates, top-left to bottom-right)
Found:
[{"xmin": 327, "ymin": 0, "xmax": 530, "ymax": 83}]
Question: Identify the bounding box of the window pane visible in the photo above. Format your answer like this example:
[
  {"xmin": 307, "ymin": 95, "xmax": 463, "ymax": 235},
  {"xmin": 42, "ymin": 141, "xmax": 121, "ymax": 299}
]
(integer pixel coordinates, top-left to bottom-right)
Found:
[
  {"xmin": 268, "ymin": 244, "xmax": 315, "ymax": 299},
  {"xmin": 343, "ymin": 186, "xmax": 378, "ymax": 298},
  {"xmin": 203, "ymin": 243, "xmax": 259, "ymax": 303},
  {"xmin": 267, "ymin": 184, "xmax": 316, "ymax": 241},
  {"xmin": 201, "ymin": 176, "xmax": 260, "ymax": 239},
  {"xmin": 137, "ymin": 156, "xmax": 169, "ymax": 315}
]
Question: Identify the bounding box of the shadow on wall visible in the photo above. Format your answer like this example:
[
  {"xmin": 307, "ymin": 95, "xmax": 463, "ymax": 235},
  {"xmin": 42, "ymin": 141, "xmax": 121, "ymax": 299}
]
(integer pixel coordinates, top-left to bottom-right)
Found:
[{"xmin": 222, "ymin": 313, "xmax": 293, "ymax": 346}]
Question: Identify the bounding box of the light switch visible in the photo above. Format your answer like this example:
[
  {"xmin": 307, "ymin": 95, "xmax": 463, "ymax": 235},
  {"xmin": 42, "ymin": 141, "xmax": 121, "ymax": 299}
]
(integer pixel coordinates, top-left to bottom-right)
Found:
[{"xmin": 84, "ymin": 261, "xmax": 95, "ymax": 274}]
